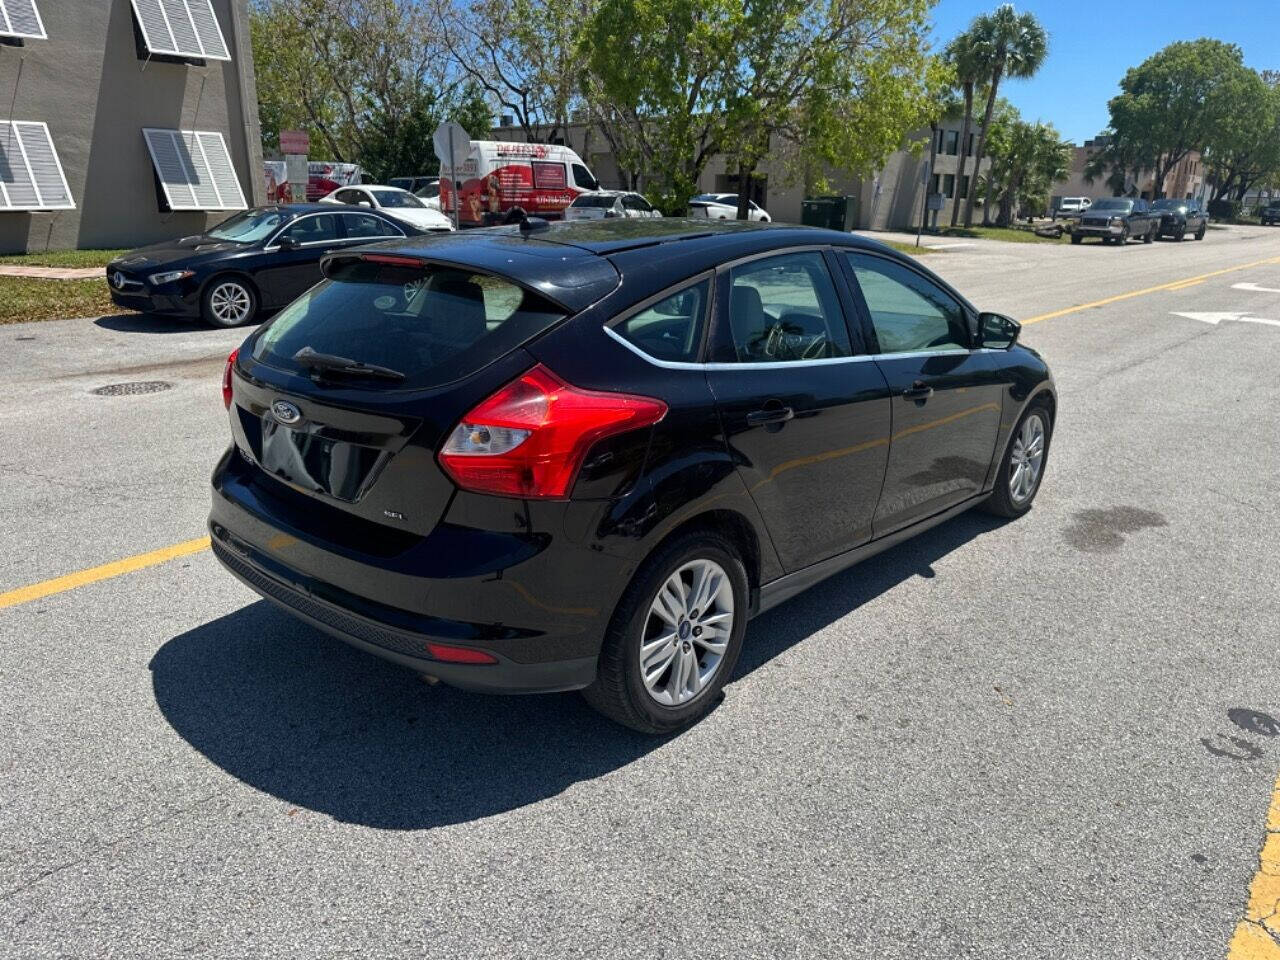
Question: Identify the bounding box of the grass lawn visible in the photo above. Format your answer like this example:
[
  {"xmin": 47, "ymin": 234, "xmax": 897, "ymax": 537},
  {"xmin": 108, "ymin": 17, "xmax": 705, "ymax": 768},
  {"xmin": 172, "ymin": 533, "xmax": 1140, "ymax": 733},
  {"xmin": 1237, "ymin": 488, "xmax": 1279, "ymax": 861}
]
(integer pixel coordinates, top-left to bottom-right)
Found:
[
  {"xmin": 0, "ymin": 276, "xmax": 121, "ymax": 325},
  {"xmin": 0, "ymin": 249, "xmax": 129, "ymax": 268},
  {"xmin": 881, "ymin": 240, "xmax": 938, "ymax": 256},
  {"xmin": 931, "ymin": 224, "xmax": 1068, "ymax": 244}
]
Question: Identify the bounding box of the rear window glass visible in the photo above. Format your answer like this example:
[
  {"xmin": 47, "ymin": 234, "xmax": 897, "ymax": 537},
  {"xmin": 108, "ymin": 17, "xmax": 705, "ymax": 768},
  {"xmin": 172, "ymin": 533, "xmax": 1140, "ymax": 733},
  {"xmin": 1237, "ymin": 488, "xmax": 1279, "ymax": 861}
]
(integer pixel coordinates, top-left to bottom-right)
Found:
[
  {"xmin": 615, "ymin": 280, "xmax": 709, "ymax": 363},
  {"xmin": 572, "ymin": 195, "xmax": 615, "ymax": 208},
  {"xmin": 250, "ymin": 261, "xmax": 565, "ymax": 389}
]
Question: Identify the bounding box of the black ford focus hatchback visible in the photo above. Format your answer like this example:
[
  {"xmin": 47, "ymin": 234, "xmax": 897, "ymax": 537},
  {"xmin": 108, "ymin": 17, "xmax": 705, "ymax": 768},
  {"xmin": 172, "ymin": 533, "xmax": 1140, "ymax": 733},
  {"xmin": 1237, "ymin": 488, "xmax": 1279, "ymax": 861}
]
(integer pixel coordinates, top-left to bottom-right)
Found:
[{"xmin": 212, "ymin": 219, "xmax": 1055, "ymax": 733}]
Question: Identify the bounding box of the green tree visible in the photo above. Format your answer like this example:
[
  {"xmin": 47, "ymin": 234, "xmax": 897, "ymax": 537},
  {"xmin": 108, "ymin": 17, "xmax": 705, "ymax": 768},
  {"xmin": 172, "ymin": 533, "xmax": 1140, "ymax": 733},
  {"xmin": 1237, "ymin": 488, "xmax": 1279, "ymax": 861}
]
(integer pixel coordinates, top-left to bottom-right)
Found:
[
  {"xmin": 250, "ymin": 0, "xmax": 491, "ymax": 179},
  {"xmin": 433, "ymin": 0, "xmax": 589, "ymax": 144},
  {"xmin": 961, "ymin": 4, "xmax": 1047, "ymax": 226},
  {"xmin": 1103, "ymin": 39, "xmax": 1249, "ymax": 201},
  {"xmin": 943, "ymin": 29, "xmax": 984, "ymax": 227},
  {"xmin": 582, "ymin": 0, "xmax": 943, "ymax": 217},
  {"xmin": 1203, "ymin": 69, "xmax": 1280, "ymax": 203},
  {"xmin": 980, "ymin": 108, "xmax": 1070, "ymax": 225}
]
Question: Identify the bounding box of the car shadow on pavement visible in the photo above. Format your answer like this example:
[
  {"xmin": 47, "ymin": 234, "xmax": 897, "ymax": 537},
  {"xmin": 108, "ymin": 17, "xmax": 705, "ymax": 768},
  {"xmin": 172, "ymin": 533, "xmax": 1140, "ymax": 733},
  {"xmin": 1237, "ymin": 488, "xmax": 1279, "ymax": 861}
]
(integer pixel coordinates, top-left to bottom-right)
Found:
[
  {"xmin": 94, "ymin": 313, "xmax": 203, "ymax": 334},
  {"xmin": 150, "ymin": 510, "xmax": 1008, "ymax": 831}
]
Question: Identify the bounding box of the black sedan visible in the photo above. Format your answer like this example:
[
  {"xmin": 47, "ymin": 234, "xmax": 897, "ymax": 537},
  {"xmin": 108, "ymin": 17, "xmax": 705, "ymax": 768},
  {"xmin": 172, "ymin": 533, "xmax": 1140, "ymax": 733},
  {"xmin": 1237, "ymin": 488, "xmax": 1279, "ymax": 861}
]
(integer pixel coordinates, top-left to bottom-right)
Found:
[
  {"xmin": 211, "ymin": 219, "xmax": 1056, "ymax": 733},
  {"xmin": 1152, "ymin": 198, "xmax": 1207, "ymax": 240},
  {"xmin": 106, "ymin": 204, "xmax": 430, "ymax": 328}
]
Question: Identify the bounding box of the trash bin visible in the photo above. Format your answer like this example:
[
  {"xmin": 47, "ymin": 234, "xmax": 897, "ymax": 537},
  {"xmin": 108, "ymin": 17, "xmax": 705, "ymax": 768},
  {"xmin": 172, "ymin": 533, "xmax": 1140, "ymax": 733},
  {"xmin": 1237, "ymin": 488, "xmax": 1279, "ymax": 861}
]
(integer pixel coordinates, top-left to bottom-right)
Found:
[{"xmin": 801, "ymin": 195, "xmax": 858, "ymax": 231}]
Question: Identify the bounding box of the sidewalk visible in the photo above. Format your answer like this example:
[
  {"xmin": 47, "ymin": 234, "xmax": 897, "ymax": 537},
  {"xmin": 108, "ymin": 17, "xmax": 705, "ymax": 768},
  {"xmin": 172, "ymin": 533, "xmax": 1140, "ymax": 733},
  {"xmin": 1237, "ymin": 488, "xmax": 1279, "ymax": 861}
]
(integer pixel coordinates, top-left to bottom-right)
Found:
[
  {"xmin": 851, "ymin": 229, "xmax": 976, "ymax": 250},
  {"xmin": 0, "ymin": 265, "xmax": 103, "ymax": 279}
]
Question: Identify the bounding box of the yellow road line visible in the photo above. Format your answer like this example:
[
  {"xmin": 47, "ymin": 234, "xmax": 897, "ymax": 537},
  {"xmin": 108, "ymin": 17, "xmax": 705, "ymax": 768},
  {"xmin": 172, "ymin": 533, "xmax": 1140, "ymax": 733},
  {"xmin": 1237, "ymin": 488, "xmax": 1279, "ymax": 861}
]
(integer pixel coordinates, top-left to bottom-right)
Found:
[
  {"xmin": 1228, "ymin": 774, "xmax": 1280, "ymax": 958},
  {"xmin": 1022, "ymin": 255, "xmax": 1280, "ymax": 325},
  {"xmin": 0, "ymin": 536, "xmax": 210, "ymax": 610},
  {"xmin": 3, "ymin": 253, "xmax": 1280, "ymax": 612}
]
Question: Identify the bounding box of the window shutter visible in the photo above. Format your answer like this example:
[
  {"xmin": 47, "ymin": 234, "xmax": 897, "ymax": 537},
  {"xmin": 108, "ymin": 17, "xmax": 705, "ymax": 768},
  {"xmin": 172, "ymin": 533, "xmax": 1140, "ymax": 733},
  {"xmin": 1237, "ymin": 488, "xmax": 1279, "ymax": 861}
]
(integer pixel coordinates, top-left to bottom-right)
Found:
[
  {"xmin": 143, "ymin": 128, "xmax": 245, "ymax": 212},
  {"xmin": 0, "ymin": 0, "xmax": 47, "ymax": 40},
  {"xmin": 0, "ymin": 121, "xmax": 74, "ymax": 211},
  {"xmin": 129, "ymin": 0, "xmax": 231, "ymax": 61}
]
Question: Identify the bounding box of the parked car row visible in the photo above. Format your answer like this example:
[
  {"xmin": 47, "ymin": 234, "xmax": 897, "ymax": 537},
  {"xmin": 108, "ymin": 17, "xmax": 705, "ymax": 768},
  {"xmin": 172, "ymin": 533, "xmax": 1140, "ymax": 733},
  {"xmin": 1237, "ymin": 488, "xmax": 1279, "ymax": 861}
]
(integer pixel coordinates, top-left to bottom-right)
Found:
[
  {"xmin": 1260, "ymin": 200, "xmax": 1280, "ymax": 225},
  {"xmin": 1069, "ymin": 197, "xmax": 1207, "ymax": 246}
]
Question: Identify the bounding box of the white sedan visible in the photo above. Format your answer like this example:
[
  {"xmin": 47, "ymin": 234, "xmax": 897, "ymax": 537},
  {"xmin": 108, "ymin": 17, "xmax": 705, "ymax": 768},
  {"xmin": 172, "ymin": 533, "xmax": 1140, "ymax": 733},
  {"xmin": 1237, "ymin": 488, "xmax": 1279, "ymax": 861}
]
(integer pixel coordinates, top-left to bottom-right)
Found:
[
  {"xmin": 320, "ymin": 185, "xmax": 453, "ymax": 232},
  {"xmin": 564, "ymin": 190, "xmax": 662, "ymax": 221},
  {"xmin": 688, "ymin": 193, "xmax": 771, "ymax": 222}
]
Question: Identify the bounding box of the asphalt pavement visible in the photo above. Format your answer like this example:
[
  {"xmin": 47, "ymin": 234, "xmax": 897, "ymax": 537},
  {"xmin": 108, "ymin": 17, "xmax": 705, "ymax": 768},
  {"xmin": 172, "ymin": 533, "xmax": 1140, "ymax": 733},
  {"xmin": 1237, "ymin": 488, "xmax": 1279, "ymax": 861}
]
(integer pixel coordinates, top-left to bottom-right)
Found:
[{"xmin": 2, "ymin": 224, "xmax": 1279, "ymax": 959}]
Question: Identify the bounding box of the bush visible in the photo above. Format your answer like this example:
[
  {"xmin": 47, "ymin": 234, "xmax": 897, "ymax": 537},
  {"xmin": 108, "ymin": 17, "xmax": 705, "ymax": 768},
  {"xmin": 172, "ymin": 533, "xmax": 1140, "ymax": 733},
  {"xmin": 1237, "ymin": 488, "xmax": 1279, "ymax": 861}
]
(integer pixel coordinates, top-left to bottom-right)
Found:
[{"xmin": 1208, "ymin": 198, "xmax": 1240, "ymax": 220}]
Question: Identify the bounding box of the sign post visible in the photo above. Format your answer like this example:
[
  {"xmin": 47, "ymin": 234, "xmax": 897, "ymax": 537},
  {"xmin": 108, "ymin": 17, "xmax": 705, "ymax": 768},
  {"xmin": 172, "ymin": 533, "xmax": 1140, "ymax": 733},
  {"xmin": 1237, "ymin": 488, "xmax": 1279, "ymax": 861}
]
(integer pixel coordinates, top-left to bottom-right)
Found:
[
  {"xmin": 280, "ymin": 130, "xmax": 310, "ymax": 203},
  {"xmin": 433, "ymin": 122, "xmax": 471, "ymax": 230}
]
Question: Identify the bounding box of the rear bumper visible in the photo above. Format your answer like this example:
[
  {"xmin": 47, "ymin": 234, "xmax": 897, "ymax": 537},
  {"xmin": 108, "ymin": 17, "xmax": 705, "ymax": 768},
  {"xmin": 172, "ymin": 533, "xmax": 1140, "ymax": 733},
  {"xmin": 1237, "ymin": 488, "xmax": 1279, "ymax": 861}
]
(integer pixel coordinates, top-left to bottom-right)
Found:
[
  {"xmin": 208, "ymin": 448, "xmax": 629, "ymax": 693},
  {"xmin": 209, "ymin": 528, "xmax": 596, "ymax": 692}
]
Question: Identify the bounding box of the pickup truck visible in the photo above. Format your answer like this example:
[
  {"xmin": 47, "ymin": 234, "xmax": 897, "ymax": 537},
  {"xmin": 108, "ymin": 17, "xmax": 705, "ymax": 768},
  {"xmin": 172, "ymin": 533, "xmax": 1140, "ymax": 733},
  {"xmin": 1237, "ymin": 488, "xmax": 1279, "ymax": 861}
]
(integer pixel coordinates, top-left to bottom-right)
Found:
[
  {"xmin": 1071, "ymin": 197, "xmax": 1158, "ymax": 246},
  {"xmin": 1152, "ymin": 198, "xmax": 1207, "ymax": 241}
]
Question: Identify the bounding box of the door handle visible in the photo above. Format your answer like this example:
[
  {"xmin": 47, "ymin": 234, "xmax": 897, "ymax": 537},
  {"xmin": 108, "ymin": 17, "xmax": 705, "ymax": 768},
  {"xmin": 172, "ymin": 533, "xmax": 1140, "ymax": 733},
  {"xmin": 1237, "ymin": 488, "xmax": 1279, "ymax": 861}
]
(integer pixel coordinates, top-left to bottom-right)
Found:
[
  {"xmin": 746, "ymin": 405, "xmax": 795, "ymax": 427},
  {"xmin": 902, "ymin": 381, "xmax": 933, "ymax": 401}
]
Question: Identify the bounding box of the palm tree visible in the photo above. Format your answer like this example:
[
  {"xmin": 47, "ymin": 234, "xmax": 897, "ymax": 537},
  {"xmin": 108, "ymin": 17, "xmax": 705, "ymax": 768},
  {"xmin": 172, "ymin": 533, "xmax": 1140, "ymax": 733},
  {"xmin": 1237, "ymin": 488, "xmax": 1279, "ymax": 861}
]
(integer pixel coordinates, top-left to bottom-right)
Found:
[
  {"xmin": 944, "ymin": 30, "xmax": 984, "ymax": 228},
  {"xmin": 962, "ymin": 5, "xmax": 1048, "ymax": 227}
]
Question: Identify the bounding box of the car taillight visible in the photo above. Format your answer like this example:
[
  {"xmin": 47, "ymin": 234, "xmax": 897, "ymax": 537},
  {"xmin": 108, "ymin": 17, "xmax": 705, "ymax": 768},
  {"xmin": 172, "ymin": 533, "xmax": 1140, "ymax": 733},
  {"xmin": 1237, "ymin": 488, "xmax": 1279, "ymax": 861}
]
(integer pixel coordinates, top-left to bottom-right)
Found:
[
  {"xmin": 438, "ymin": 364, "xmax": 667, "ymax": 499},
  {"xmin": 222, "ymin": 347, "xmax": 238, "ymax": 410}
]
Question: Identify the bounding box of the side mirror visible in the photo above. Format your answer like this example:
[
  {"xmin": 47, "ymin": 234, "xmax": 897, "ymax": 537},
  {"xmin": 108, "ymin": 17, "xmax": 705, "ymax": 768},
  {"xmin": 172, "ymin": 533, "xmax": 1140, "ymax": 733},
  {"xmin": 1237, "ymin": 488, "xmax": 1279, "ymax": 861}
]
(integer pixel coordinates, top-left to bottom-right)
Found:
[
  {"xmin": 276, "ymin": 235, "xmax": 298, "ymax": 251},
  {"xmin": 978, "ymin": 311, "xmax": 1020, "ymax": 349}
]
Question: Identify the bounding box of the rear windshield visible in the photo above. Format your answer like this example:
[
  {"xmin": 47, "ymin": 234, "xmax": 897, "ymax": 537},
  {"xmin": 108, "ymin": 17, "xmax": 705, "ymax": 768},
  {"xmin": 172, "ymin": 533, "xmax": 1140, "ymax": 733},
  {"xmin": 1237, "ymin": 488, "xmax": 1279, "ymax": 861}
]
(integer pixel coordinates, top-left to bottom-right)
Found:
[
  {"xmin": 572, "ymin": 195, "xmax": 616, "ymax": 208},
  {"xmin": 1092, "ymin": 198, "xmax": 1133, "ymax": 212},
  {"xmin": 372, "ymin": 190, "xmax": 425, "ymax": 208},
  {"xmin": 250, "ymin": 261, "xmax": 566, "ymax": 389}
]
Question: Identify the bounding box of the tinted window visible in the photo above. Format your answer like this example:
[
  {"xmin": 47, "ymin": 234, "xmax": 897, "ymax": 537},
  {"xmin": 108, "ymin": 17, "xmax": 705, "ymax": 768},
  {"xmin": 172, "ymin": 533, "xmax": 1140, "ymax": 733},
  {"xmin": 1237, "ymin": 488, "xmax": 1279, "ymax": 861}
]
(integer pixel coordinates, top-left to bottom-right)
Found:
[
  {"xmin": 845, "ymin": 253, "xmax": 969, "ymax": 354},
  {"xmin": 335, "ymin": 189, "xmax": 361, "ymax": 204},
  {"xmin": 614, "ymin": 280, "xmax": 708, "ymax": 363},
  {"xmin": 531, "ymin": 161, "xmax": 566, "ymax": 189},
  {"xmin": 718, "ymin": 252, "xmax": 852, "ymax": 363},
  {"xmin": 572, "ymin": 195, "xmax": 616, "ymax": 208},
  {"xmin": 342, "ymin": 213, "xmax": 401, "ymax": 239},
  {"xmin": 622, "ymin": 195, "xmax": 644, "ymax": 211},
  {"xmin": 1092, "ymin": 198, "xmax": 1133, "ymax": 212},
  {"xmin": 277, "ymin": 214, "xmax": 340, "ymax": 245},
  {"xmin": 251, "ymin": 264, "xmax": 565, "ymax": 390},
  {"xmin": 571, "ymin": 163, "xmax": 598, "ymax": 190}
]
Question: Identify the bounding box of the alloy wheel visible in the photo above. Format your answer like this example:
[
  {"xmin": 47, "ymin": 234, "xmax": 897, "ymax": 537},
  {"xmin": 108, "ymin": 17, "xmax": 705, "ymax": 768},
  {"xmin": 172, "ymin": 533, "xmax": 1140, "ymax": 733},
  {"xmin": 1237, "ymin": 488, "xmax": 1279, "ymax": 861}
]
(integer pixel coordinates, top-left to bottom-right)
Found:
[
  {"xmin": 1008, "ymin": 413, "xmax": 1046, "ymax": 505},
  {"xmin": 638, "ymin": 559, "xmax": 734, "ymax": 706},
  {"xmin": 210, "ymin": 282, "xmax": 252, "ymax": 325}
]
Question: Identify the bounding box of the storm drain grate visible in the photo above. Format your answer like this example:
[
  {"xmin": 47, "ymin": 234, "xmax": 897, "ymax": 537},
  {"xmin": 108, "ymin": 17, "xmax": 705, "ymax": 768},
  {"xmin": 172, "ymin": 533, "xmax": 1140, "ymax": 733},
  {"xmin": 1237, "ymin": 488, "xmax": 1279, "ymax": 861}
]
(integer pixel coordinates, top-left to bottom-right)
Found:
[{"xmin": 91, "ymin": 380, "xmax": 173, "ymax": 397}]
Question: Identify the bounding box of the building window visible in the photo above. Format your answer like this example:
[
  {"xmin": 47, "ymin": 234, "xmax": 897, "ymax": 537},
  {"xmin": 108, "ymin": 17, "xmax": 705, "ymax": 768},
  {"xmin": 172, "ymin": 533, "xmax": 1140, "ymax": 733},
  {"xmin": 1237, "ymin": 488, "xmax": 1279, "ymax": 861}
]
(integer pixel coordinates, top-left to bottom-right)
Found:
[
  {"xmin": 0, "ymin": 0, "xmax": 46, "ymax": 40},
  {"xmin": 143, "ymin": 128, "xmax": 246, "ymax": 211},
  {"xmin": 930, "ymin": 174, "xmax": 941, "ymax": 195},
  {"xmin": 966, "ymin": 133, "xmax": 974, "ymax": 156},
  {"xmin": 935, "ymin": 129, "xmax": 944, "ymax": 153},
  {"xmin": 944, "ymin": 131, "xmax": 959, "ymax": 156},
  {"xmin": 959, "ymin": 175, "xmax": 970, "ymax": 200},
  {"xmin": 129, "ymin": 0, "xmax": 230, "ymax": 61},
  {"xmin": 0, "ymin": 121, "xmax": 74, "ymax": 211},
  {"xmin": 942, "ymin": 174, "xmax": 955, "ymax": 197}
]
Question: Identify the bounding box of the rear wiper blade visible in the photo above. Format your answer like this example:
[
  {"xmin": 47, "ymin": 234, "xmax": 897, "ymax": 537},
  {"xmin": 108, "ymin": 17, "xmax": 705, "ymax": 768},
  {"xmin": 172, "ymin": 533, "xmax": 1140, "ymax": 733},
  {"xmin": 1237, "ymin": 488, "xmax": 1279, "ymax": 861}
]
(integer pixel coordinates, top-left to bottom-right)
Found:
[{"xmin": 292, "ymin": 346, "xmax": 405, "ymax": 382}]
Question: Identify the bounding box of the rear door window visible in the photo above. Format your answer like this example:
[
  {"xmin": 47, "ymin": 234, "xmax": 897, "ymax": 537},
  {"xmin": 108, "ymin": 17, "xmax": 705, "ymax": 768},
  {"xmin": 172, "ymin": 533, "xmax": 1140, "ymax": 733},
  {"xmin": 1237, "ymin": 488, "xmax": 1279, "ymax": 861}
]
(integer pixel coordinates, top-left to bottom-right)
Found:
[
  {"xmin": 613, "ymin": 280, "xmax": 709, "ymax": 363},
  {"xmin": 342, "ymin": 213, "xmax": 402, "ymax": 240},
  {"xmin": 250, "ymin": 262, "xmax": 565, "ymax": 390}
]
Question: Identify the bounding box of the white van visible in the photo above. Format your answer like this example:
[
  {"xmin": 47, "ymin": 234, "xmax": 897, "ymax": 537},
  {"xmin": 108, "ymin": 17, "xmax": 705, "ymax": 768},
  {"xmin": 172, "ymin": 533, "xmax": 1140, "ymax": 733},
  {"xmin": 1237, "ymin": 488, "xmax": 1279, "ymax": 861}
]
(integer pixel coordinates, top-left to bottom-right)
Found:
[{"xmin": 439, "ymin": 141, "xmax": 601, "ymax": 227}]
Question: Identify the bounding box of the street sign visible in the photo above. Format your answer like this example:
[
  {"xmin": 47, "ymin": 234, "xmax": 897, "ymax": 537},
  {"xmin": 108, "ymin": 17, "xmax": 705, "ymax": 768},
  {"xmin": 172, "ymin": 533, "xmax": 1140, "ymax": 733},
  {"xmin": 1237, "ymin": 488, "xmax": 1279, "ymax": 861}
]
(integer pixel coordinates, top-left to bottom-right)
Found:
[
  {"xmin": 279, "ymin": 129, "xmax": 309, "ymax": 155},
  {"xmin": 433, "ymin": 122, "xmax": 471, "ymax": 170}
]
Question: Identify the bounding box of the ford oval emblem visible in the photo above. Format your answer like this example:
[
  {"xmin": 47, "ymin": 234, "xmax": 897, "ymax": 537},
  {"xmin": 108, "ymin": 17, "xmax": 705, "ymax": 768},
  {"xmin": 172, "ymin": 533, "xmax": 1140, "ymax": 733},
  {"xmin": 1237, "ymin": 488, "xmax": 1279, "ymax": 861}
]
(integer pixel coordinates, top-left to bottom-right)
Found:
[{"xmin": 271, "ymin": 399, "xmax": 302, "ymax": 425}]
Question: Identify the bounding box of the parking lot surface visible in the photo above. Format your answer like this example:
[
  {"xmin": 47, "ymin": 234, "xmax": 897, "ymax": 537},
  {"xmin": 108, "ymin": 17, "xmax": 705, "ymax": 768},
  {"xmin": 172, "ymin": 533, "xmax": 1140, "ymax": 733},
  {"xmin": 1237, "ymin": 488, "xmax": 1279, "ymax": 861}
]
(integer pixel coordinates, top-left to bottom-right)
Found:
[{"xmin": 3, "ymin": 225, "xmax": 1280, "ymax": 958}]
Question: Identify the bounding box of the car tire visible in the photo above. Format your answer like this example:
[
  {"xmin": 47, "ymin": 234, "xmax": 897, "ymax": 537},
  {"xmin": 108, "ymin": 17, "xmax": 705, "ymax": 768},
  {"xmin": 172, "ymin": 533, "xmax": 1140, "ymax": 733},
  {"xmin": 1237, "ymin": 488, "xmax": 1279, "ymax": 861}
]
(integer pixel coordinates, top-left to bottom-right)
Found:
[
  {"xmin": 583, "ymin": 530, "xmax": 749, "ymax": 734},
  {"xmin": 201, "ymin": 276, "xmax": 257, "ymax": 328},
  {"xmin": 1195, "ymin": 223, "xmax": 1206, "ymax": 240},
  {"xmin": 982, "ymin": 401, "xmax": 1052, "ymax": 519},
  {"xmin": 1143, "ymin": 224, "xmax": 1155, "ymax": 243},
  {"xmin": 1070, "ymin": 233, "xmax": 1082, "ymax": 245},
  {"xmin": 1116, "ymin": 225, "xmax": 1129, "ymax": 246}
]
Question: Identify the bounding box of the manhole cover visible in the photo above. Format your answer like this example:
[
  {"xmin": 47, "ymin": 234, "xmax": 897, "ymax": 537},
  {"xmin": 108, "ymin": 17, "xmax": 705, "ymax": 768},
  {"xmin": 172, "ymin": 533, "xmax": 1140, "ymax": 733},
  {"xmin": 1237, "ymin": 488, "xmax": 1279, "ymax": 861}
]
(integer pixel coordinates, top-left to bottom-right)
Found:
[{"xmin": 91, "ymin": 380, "xmax": 173, "ymax": 396}]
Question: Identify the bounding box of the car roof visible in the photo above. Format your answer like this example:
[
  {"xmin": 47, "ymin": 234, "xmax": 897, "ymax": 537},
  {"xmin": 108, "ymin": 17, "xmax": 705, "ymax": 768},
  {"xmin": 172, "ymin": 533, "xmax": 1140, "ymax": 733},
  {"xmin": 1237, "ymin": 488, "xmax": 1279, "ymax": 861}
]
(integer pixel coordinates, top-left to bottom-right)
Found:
[{"xmin": 323, "ymin": 218, "xmax": 922, "ymax": 313}]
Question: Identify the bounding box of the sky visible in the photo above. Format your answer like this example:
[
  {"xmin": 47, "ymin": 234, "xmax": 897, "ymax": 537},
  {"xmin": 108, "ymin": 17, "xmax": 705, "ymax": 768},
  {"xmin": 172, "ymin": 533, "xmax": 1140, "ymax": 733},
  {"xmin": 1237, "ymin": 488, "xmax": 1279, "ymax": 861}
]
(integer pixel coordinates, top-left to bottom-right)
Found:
[{"xmin": 929, "ymin": 0, "xmax": 1280, "ymax": 144}]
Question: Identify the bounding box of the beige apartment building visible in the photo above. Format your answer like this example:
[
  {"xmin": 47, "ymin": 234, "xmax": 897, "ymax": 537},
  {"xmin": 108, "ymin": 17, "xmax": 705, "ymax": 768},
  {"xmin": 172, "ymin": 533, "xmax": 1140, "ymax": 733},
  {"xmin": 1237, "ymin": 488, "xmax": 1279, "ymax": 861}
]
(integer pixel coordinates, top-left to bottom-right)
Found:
[{"xmin": 0, "ymin": 0, "xmax": 264, "ymax": 254}]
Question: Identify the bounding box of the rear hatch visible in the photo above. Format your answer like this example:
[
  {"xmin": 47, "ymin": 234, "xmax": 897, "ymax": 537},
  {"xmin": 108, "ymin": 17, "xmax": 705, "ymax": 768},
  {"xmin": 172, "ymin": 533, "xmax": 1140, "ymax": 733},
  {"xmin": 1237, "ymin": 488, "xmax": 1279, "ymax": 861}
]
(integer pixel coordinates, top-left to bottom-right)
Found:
[{"xmin": 226, "ymin": 249, "xmax": 612, "ymax": 544}]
